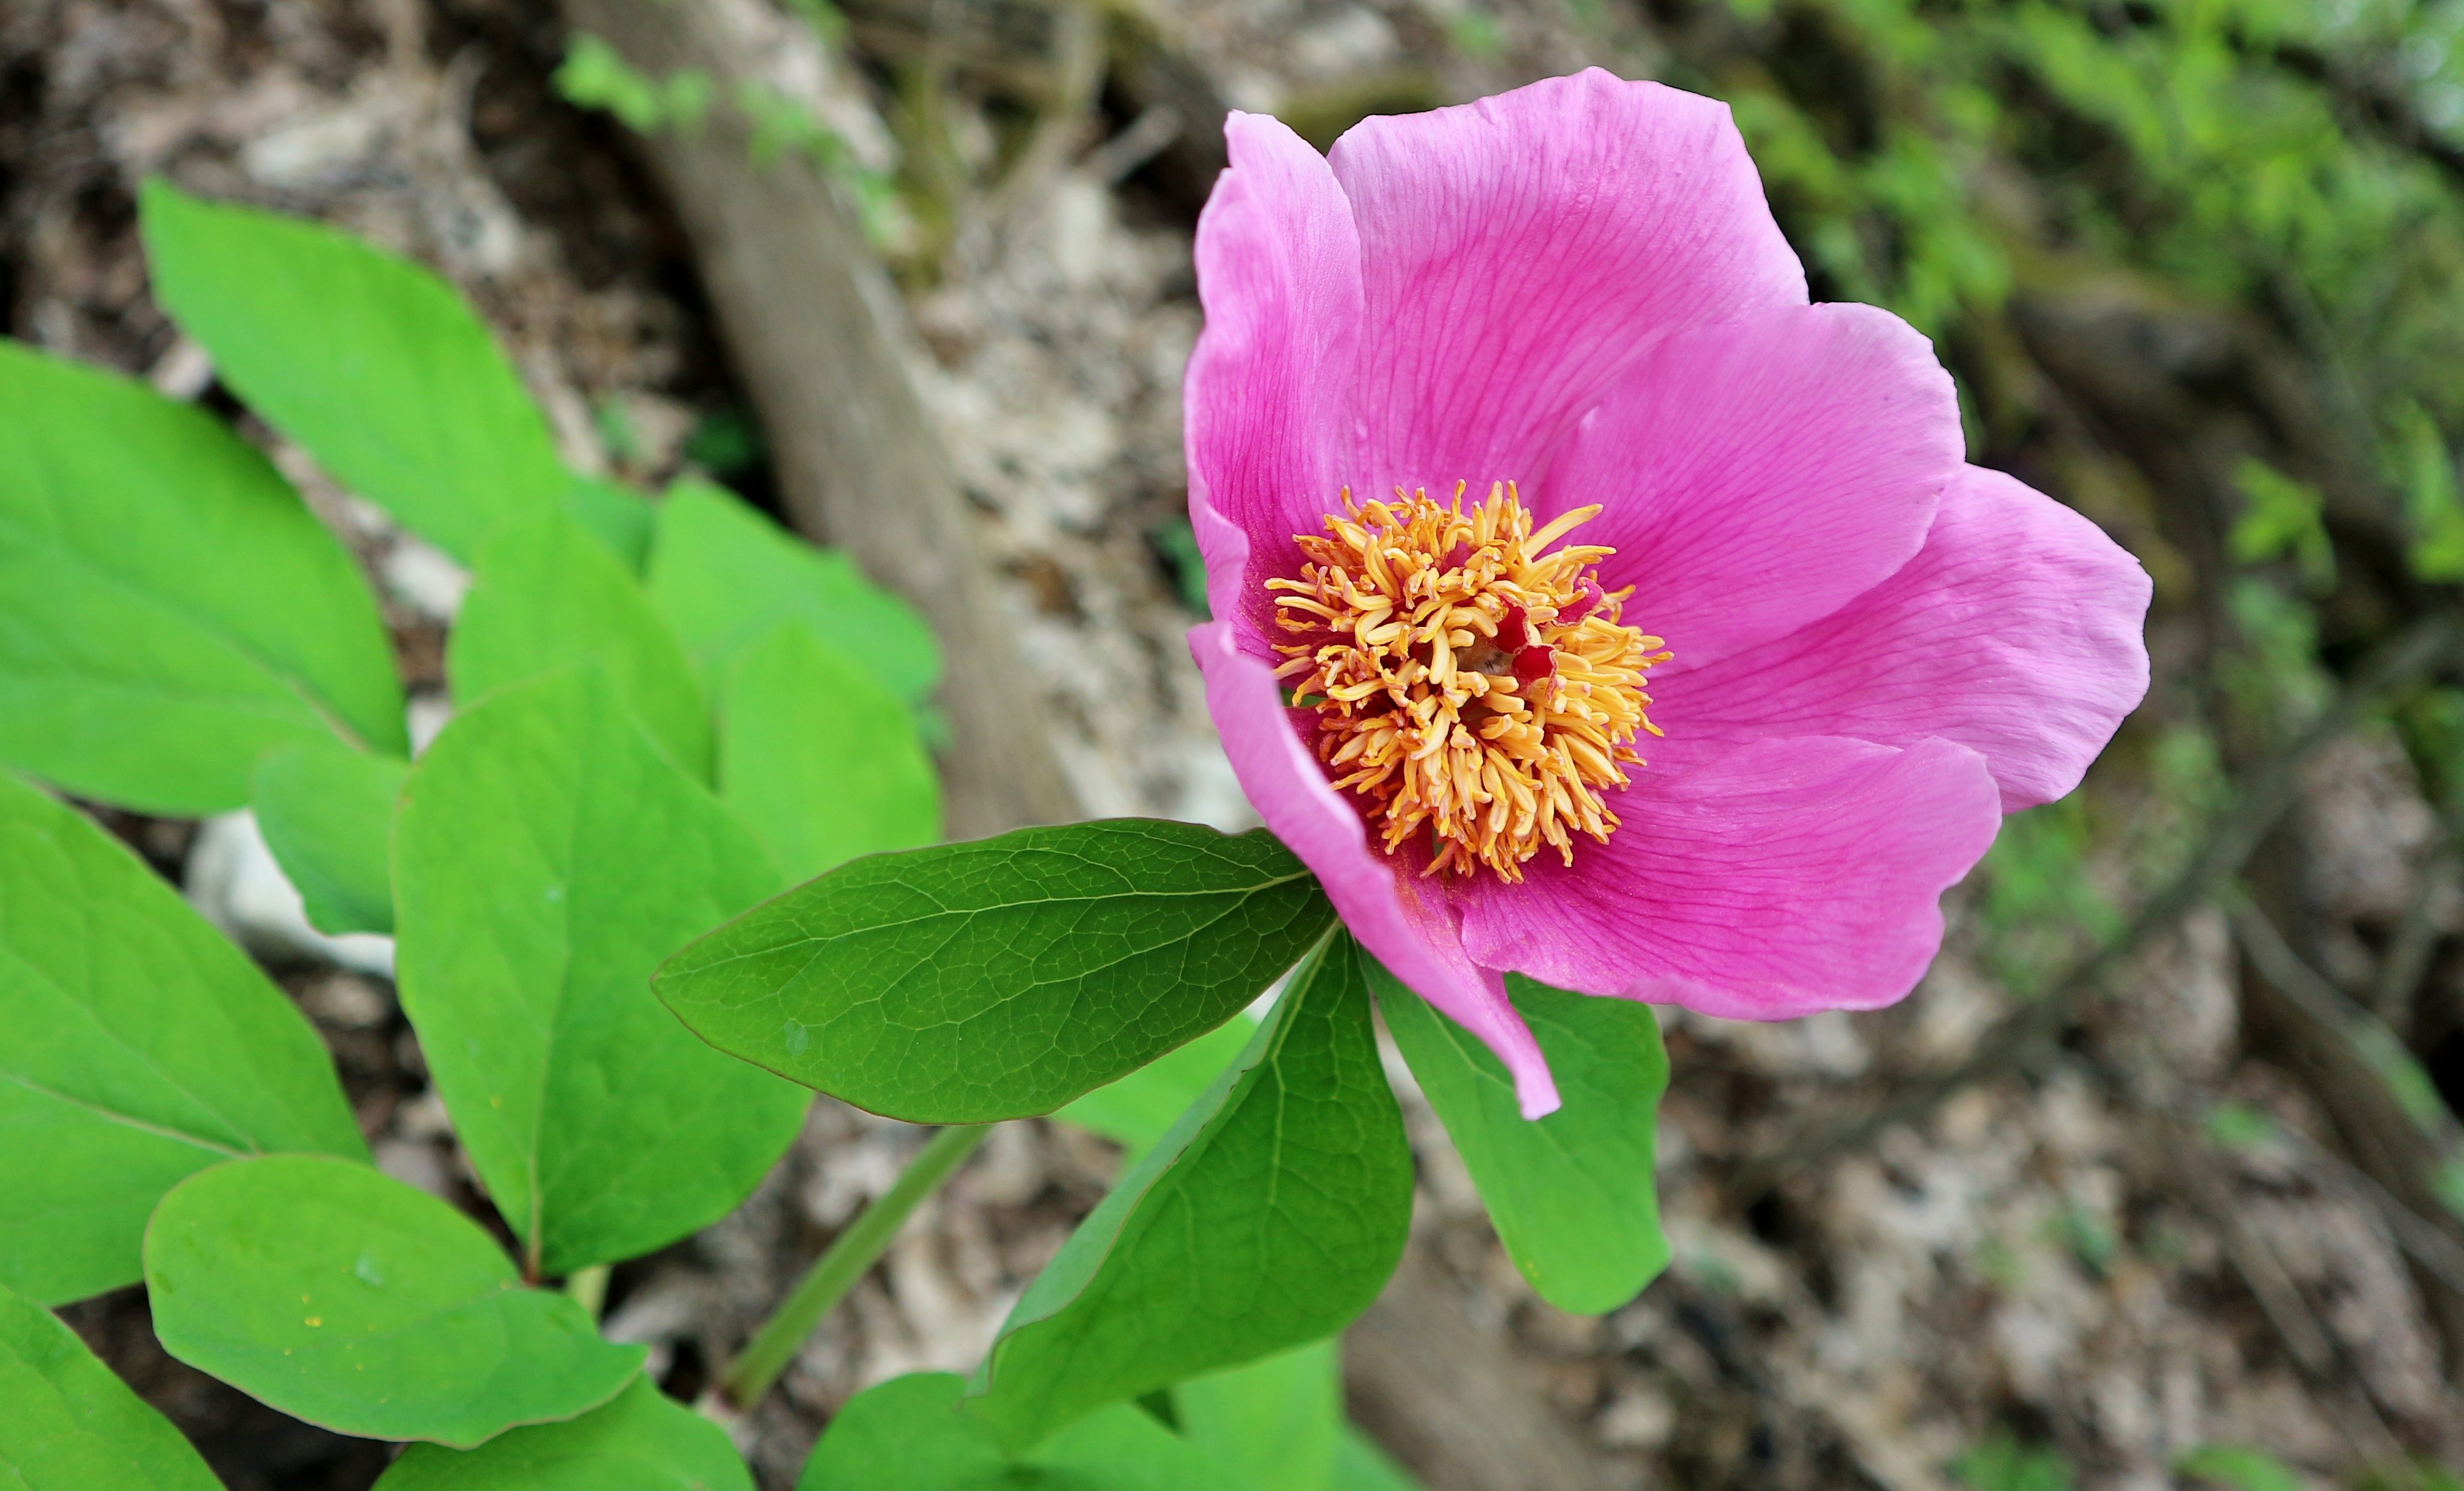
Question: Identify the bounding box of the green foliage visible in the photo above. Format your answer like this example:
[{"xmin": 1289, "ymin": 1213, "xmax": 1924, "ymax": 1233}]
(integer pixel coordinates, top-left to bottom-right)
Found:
[
  {"xmin": 1972, "ymin": 795, "xmax": 2119, "ymax": 995},
  {"xmin": 0, "ymin": 1279, "xmax": 223, "ymax": 1490},
  {"xmin": 965, "ymin": 934, "xmax": 1414, "ymax": 1451},
  {"xmin": 2396, "ymin": 685, "xmax": 2464, "ymax": 816},
  {"xmin": 1149, "ymin": 516, "xmax": 1211, "ymax": 617},
  {"xmin": 2394, "ymin": 400, "xmax": 2464, "ymax": 581},
  {"xmin": 0, "ymin": 339, "xmax": 406, "ymax": 814},
  {"xmin": 717, "ymin": 622, "xmax": 941, "ymax": 882},
  {"xmin": 0, "ymin": 770, "xmax": 365, "ymax": 1305},
  {"xmin": 144, "ymin": 1155, "xmax": 643, "ymax": 1446},
  {"xmin": 1690, "ymin": 0, "xmax": 2464, "ymax": 599},
  {"xmin": 252, "ymin": 739, "xmax": 407, "ymax": 936},
  {"xmin": 2204, "ymin": 1101, "xmax": 2283, "ymax": 1154},
  {"xmin": 2176, "ymin": 1444, "xmax": 2303, "ymax": 1491},
  {"xmin": 1375, "ymin": 965, "xmax": 1671, "ymax": 1315},
  {"xmin": 682, "ymin": 409, "xmax": 763, "ymax": 476},
  {"xmin": 2048, "ymin": 1200, "xmax": 2119, "ymax": 1279},
  {"xmin": 799, "ymin": 1370, "xmax": 1247, "ymax": 1490},
  {"xmin": 1951, "ymin": 1435, "xmax": 2074, "ymax": 1491},
  {"xmin": 656, "ymin": 819, "xmax": 1335, "ymax": 1123},
  {"xmin": 2223, "ymin": 577, "xmax": 2330, "ymax": 735},
  {"xmin": 2229, "ymin": 458, "xmax": 2334, "ymax": 592},
  {"xmin": 555, "ymin": 36, "xmax": 714, "ymax": 135},
  {"xmin": 0, "ymin": 183, "xmax": 968, "ymax": 1470},
  {"xmin": 451, "ymin": 513, "xmax": 715, "ymax": 782},
  {"xmin": 394, "ymin": 669, "xmax": 809, "ymax": 1276},
  {"xmin": 1172, "ymin": 1342, "xmax": 1344, "ymax": 1491},
  {"xmin": 375, "ymin": 1376, "xmax": 752, "ymax": 1490},
  {"xmin": 647, "ymin": 479, "xmax": 941, "ymax": 707},
  {"xmin": 139, "ymin": 181, "xmax": 572, "ymax": 564},
  {"xmin": 565, "ymin": 473, "xmax": 659, "ymax": 575},
  {"xmin": 1057, "ymin": 1013, "xmax": 1257, "ymax": 1162}
]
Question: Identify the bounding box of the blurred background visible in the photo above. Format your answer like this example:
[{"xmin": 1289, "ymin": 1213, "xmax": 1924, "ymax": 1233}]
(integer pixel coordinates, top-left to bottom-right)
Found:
[{"xmin": 6, "ymin": 0, "xmax": 2464, "ymax": 1487}]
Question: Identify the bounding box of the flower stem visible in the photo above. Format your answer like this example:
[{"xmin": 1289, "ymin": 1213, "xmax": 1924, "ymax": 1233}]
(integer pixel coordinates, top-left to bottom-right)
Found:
[
  {"xmin": 565, "ymin": 1264, "xmax": 611, "ymax": 1321},
  {"xmin": 717, "ymin": 1123, "xmax": 989, "ymax": 1411}
]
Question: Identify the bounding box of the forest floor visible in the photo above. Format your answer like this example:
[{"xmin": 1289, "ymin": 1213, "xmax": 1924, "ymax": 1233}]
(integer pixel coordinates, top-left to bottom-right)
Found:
[{"xmin": 4, "ymin": 0, "xmax": 2462, "ymax": 1487}]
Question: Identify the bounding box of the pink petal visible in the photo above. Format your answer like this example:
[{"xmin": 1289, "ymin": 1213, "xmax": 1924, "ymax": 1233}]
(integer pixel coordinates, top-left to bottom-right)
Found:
[
  {"xmin": 1652, "ymin": 466, "xmax": 2153, "ymax": 809},
  {"xmin": 1543, "ymin": 302, "xmax": 1961, "ymax": 668},
  {"xmin": 1190, "ymin": 620, "xmax": 1561, "ymax": 1116},
  {"xmin": 1329, "ymin": 68, "xmax": 1806, "ymax": 497},
  {"xmin": 1186, "ymin": 113, "xmax": 1366, "ymax": 641},
  {"xmin": 1458, "ymin": 737, "xmax": 2003, "ymax": 1021}
]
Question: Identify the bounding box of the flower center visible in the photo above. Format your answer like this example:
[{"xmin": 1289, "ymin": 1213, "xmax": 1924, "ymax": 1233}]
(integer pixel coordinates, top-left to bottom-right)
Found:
[{"xmin": 1267, "ymin": 481, "xmax": 1668, "ymax": 882}]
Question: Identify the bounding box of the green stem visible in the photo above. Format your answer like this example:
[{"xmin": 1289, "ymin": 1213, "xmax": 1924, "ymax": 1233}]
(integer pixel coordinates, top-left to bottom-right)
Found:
[
  {"xmin": 717, "ymin": 1123, "xmax": 989, "ymax": 1411},
  {"xmin": 565, "ymin": 1264, "xmax": 611, "ymax": 1321}
]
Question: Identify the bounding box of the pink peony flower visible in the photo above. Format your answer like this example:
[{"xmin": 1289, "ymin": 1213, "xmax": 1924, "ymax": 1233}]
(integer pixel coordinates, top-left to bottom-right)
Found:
[{"xmin": 1185, "ymin": 69, "xmax": 2151, "ymax": 1118}]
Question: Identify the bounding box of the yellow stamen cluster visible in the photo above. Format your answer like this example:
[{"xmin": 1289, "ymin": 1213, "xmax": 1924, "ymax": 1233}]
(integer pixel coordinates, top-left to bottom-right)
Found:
[{"xmin": 1268, "ymin": 481, "xmax": 1668, "ymax": 881}]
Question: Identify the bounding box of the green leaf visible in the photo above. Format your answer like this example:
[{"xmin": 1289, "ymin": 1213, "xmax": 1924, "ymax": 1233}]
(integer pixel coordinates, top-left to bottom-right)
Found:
[
  {"xmin": 2175, "ymin": 1446, "xmax": 2303, "ymax": 1491},
  {"xmin": 139, "ymin": 179, "xmax": 567, "ymax": 562},
  {"xmin": 1373, "ymin": 965, "xmax": 1670, "ymax": 1315},
  {"xmin": 0, "ymin": 1279, "xmax": 223, "ymax": 1490},
  {"xmin": 252, "ymin": 740, "xmax": 407, "ymax": 936},
  {"xmin": 1055, "ymin": 1015, "xmax": 1255, "ymax": 1162},
  {"xmin": 965, "ymin": 933, "xmax": 1413, "ymax": 1449},
  {"xmin": 145, "ymin": 1154, "xmax": 642, "ymax": 1447},
  {"xmin": 1330, "ymin": 1432, "xmax": 1422, "ymax": 1491},
  {"xmin": 393, "ymin": 668, "xmax": 807, "ymax": 1275},
  {"xmin": 1952, "ymin": 1436, "xmax": 2073, "ymax": 1491},
  {"xmin": 655, "ymin": 819, "xmax": 1333, "ymax": 1122},
  {"xmin": 1174, "ymin": 1340, "xmax": 1342, "ymax": 1491},
  {"xmin": 0, "ymin": 770, "xmax": 366, "ymax": 1306},
  {"xmin": 798, "ymin": 1371, "xmax": 1245, "ymax": 1491},
  {"xmin": 374, "ymin": 1376, "xmax": 750, "ymax": 1490},
  {"xmin": 718, "ymin": 622, "xmax": 940, "ymax": 882},
  {"xmin": 0, "ymin": 339, "xmax": 406, "ymax": 814},
  {"xmin": 449, "ymin": 513, "xmax": 714, "ymax": 783},
  {"xmin": 564, "ymin": 474, "xmax": 657, "ymax": 574},
  {"xmin": 646, "ymin": 479, "xmax": 940, "ymax": 705}
]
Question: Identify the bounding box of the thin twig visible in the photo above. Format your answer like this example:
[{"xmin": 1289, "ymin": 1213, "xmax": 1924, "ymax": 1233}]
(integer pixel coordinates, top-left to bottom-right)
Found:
[
  {"xmin": 2369, "ymin": 847, "xmax": 2454, "ymax": 1037},
  {"xmin": 1733, "ymin": 613, "xmax": 2462, "ymax": 1201}
]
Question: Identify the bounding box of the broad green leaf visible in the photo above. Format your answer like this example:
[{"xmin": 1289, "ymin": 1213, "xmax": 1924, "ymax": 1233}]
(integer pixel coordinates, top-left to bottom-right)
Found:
[
  {"xmin": 0, "ymin": 770, "xmax": 365, "ymax": 1306},
  {"xmin": 145, "ymin": 1154, "xmax": 641, "ymax": 1447},
  {"xmin": 0, "ymin": 1279, "xmax": 222, "ymax": 1490},
  {"xmin": 374, "ymin": 1376, "xmax": 750, "ymax": 1490},
  {"xmin": 718, "ymin": 622, "xmax": 939, "ymax": 882},
  {"xmin": 646, "ymin": 480, "xmax": 940, "ymax": 705},
  {"xmin": 0, "ymin": 340, "xmax": 405, "ymax": 814},
  {"xmin": 393, "ymin": 669, "xmax": 807, "ymax": 1275},
  {"xmin": 139, "ymin": 179, "xmax": 567, "ymax": 561},
  {"xmin": 798, "ymin": 1371, "xmax": 1244, "ymax": 1491},
  {"xmin": 252, "ymin": 740, "xmax": 407, "ymax": 936},
  {"xmin": 1373, "ymin": 965, "xmax": 1670, "ymax": 1315},
  {"xmin": 1170, "ymin": 1336, "xmax": 1426, "ymax": 1491},
  {"xmin": 449, "ymin": 513, "xmax": 713, "ymax": 782},
  {"xmin": 1055, "ymin": 1015, "xmax": 1255, "ymax": 1162},
  {"xmin": 655, "ymin": 820, "xmax": 1333, "ymax": 1122},
  {"xmin": 565, "ymin": 473, "xmax": 657, "ymax": 574},
  {"xmin": 966, "ymin": 933, "xmax": 1412, "ymax": 1449},
  {"xmin": 1174, "ymin": 1340, "xmax": 1342, "ymax": 1491}
]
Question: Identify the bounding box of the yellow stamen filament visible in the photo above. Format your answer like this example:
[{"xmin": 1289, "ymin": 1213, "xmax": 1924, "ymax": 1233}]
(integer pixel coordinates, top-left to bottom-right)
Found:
[{"xmin": 1268, "ymin": 481, "xmax": 1669, "ymax": 881}]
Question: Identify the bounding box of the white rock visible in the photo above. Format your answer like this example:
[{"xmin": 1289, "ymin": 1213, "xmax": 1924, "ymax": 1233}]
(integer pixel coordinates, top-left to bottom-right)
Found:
[{"xmin": 186, "ymin": 811, "xmax": 394, "ymax": 977}]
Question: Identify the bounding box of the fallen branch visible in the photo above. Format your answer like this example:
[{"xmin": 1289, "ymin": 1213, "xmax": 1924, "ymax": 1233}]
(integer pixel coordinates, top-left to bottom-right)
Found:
[{"xmin": 556, "ymin": 0, "xmax": 1082, "ymax": 839}]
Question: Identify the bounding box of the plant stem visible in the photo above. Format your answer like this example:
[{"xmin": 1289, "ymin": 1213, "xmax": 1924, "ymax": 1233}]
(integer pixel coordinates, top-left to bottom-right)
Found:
[
  {"xmin": 566, "ymin": 1264, "xmax": 611, "ymax": 1321},
  {"xmin": 717, "ymin": 1123, "xmax": 989, "ymax": 1411}
]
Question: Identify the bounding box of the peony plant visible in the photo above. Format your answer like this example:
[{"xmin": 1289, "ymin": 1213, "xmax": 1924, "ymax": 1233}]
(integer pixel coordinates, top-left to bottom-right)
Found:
[{"xmin": 0, "ymin": 70, "xmax": 2144, "ymax": 1491}]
